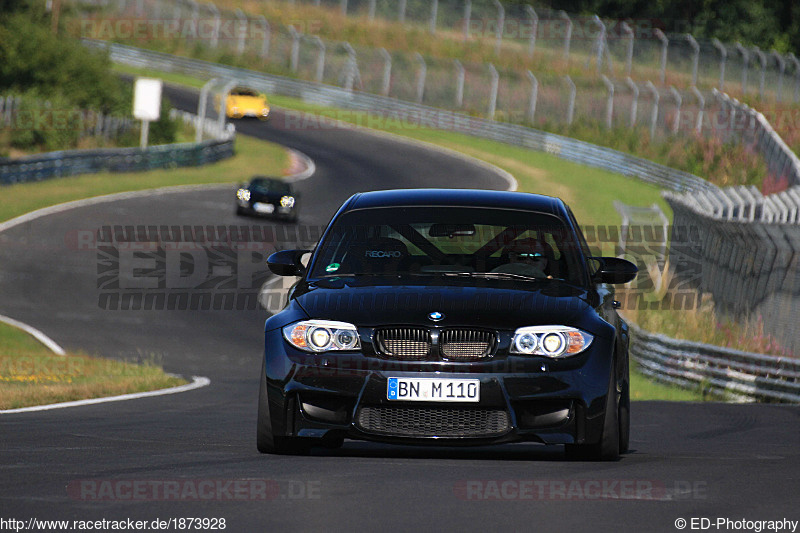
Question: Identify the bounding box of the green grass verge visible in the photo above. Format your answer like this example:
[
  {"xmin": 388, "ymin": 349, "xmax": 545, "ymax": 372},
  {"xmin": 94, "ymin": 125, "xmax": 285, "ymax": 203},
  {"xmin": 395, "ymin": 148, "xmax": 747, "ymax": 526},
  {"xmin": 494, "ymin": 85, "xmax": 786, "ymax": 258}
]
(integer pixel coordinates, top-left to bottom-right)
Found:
[
  {"xmin": 0, "ymin": 134, "xmax": 288, "ymax": 223},
  {"xmin": 0, "ymin": 322, "xmax": 186, "ymax": 410}
]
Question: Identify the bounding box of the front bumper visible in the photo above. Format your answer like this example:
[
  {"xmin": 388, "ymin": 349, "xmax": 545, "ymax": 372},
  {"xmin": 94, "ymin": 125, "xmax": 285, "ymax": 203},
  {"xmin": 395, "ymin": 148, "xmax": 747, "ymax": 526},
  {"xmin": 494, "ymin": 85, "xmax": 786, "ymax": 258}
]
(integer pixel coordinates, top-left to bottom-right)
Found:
[{"xmin": 263, "ymin": 332, "xmax": 615, "ymax": 447}]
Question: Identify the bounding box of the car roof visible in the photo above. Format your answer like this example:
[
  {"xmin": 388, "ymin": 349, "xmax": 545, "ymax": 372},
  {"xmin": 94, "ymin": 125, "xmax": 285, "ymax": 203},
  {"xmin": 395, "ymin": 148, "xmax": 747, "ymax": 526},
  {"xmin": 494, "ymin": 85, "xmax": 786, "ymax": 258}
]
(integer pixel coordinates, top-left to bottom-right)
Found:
[{"xmin": 344, "ymin": 189, "xmax": 566, "ymax": 216}]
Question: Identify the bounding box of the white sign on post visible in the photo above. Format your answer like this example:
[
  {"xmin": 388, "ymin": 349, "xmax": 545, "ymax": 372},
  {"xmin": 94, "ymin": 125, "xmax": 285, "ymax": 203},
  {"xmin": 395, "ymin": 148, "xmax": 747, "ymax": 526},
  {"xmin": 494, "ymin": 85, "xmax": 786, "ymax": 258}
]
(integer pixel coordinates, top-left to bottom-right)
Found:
[{"xmin": 132, "ymin": 78, "xmax": 163, "ymax": 149}]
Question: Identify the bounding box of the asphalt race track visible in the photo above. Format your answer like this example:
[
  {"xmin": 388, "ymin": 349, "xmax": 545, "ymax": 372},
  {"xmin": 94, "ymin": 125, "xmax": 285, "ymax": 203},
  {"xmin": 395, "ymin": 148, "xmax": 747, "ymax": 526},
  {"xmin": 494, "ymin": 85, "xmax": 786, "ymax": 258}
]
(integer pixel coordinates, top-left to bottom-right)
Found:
[{"xmin": 0, "ymin": 85, "xmax": 798, "ymax": 532}]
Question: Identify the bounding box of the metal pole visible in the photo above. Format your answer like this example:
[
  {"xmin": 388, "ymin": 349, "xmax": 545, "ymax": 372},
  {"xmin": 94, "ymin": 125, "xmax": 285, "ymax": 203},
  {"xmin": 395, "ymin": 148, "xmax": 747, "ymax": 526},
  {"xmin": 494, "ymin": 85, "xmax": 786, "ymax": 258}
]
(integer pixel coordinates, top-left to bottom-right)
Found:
[
  {"xmin": 380, "ymin": 48, "xmax": 392, "ymax": 96},
  {"xmin": 488, "ymin": 63, "xmax": 499, "ymax": 120},
  {"xmin": 752, "ymin": 46, "xmax": 766, "ymax": 100},
  {"xmin": 429, "ymin": 0, "xmax": 438, "ymax": 34},
  {"xmin": 646, "ymin": 81, "xmax": 659, "ymax": 138},
  {"xmin": 398, "ymin": 0, "xmax": 406, "ymax": 24},
  {"xmin": 565, "ymin": 75, "xmax": 575, "ymax": 126},
  {"xmin": 712, "ymin": 38, "xmax": 726, "ymax": 90},
  {"xmin": 207, "ymin": 2, "xmax": 220, "ymax": 49},
  {"xmin": 592, "ymin": 15, "xmax": 606, "ymax": 74},
  {"xmin": 525, "ymin": 6, "xmax": 537, "ymax": 57},
  {"xmin": 788, "ymin": 53, "xmax": 800, "ymax": 103},
  {"xmin": 196, "ymin": 77, "xmax": 219, "ymax": 143},
  {"xmin": 343, "ymin": 43, "xmax": 357, "ymax": 92},
  {"xmin": 368, "ymin": 0, "xmax": 376, "ymax": 22},
  {"xmin": 736, "ymin": 42, "xmax": 749, "ymax": 94},
  {"xmin": 454, "ymin": 60, "xmax": 465, "ymax": 108},
  {"xmin": 669, "ymin": 86, "xmax": 682, "ymax": 134},
  {"xmin": 314, "ymin": 37, "xmax": 326, "ymax": 83},
  {"xmin": 686, "ymin": 34, "xmax": 699, "ymax": 87},
  {"xmin": 289, "ymin": 27, "xmax": 301, "ymax": 73},
  {"xmin": 140, "ymin": 120, "xmax": 149, "ymax": 149},
  {"xmin": 415, "ymin": 53, "xmax": 426, "ymax": 104},
  {"xmin": 234, "ymin": 9, "xmax": 246, "ymax": 56},
  {"xmin": 771, "ymin": 50, "xmax": 786, "ymax": 102},
  {"xmin": 621, "ymin": 22, "xmax": 633, "ymax": 76},
  {"xmin": 462, "ymin": 0, "xmax": 471, "ymax": 41},
  {"xmin": 602, "ymin": 75, "xmax": 614, "ymax": 128},
  {"xmin": 340, "ymin": 0, "xmax": 347, "ymax": 16},
  {"xmin": 492, "ymin": 0, "xmax": 504, "ymax": 56},
  {"xmin": 558, "ymin": 11, "xmax": 572, "ymax": 62},
  {"xmin": 526, "ymin": 71, "xmax": 538, "ymax": 123},
  {"xmin": 258, "ymin": 16, "xmax": 270, "ymax": 59},
  {"xmin": 691, "ymin": 86, "xmax": 705, "ymax": 134},
  {"xmin": 626, "ymin": 77, "xmax": 639, "ymax": 128},
  {"xmin": 654, "ymin": 29, "xmax": 668, "ymax": 85}
]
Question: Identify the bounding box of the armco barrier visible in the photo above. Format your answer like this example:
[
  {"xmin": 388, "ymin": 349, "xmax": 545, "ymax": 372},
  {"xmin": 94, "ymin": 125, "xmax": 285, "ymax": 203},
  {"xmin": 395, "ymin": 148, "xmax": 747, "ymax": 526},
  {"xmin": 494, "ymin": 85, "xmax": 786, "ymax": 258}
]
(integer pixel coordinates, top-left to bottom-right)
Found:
[
  {"xmin": 630, "ymin": 324, "xmax": 800, "ymax": 403},
  {"xmin": 0, "ymin": 109, "xmax": 234, "ymax": 185}
]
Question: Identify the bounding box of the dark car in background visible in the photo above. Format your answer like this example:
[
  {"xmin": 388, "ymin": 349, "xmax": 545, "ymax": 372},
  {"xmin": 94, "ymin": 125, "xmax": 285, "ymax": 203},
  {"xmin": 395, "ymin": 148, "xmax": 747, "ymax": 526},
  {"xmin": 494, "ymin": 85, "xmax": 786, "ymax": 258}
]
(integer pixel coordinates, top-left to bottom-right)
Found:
[
  {"xmin": 236, "ymin": 176, "xmax": 299, "ymax": 222},
  {"xmin": 259, "ymin": 189, "xmax": 637, "ymax": 460}
]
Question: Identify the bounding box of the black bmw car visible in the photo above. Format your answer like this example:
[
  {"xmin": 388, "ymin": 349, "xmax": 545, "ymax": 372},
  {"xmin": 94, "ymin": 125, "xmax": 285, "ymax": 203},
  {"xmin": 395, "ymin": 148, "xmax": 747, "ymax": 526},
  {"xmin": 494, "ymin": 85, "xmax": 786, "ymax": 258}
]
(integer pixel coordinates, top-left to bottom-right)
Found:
[
  {"xmin": 259, "ymin": 189, "xmax": 637, "ymax": 460},
  {"xmin": 236, "ymin": 176, "xmax": 299, "ymax": 221}
]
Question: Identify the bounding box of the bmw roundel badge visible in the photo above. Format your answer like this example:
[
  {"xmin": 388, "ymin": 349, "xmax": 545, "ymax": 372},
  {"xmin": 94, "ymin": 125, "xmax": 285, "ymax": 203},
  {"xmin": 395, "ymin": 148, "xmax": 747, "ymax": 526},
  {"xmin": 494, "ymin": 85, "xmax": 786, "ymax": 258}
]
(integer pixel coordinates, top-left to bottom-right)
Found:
[{"xmin": 428, "ymin": 311, "xmax": 444, "ymax": 322}]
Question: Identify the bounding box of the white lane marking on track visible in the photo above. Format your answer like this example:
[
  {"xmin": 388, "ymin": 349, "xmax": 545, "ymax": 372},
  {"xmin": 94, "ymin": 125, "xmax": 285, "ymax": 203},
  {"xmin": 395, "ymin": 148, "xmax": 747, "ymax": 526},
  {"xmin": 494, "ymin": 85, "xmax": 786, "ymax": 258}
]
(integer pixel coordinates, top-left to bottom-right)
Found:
[
  {"xmin": 0, "ymin": 376, "xmax": 211, "ymax": 414},
  {"xmin": 0, "ymin": 313, "xmax": 66, "ymax": 356}
]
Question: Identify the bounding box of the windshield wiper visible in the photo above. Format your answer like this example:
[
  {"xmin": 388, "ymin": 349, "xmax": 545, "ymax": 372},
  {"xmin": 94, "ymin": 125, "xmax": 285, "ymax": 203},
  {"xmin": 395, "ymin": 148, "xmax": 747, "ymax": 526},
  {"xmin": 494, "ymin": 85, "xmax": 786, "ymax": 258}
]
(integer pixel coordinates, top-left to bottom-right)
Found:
[{"xmin": 441, "ymin": 271, "xmax": 550, "ymax": 281}]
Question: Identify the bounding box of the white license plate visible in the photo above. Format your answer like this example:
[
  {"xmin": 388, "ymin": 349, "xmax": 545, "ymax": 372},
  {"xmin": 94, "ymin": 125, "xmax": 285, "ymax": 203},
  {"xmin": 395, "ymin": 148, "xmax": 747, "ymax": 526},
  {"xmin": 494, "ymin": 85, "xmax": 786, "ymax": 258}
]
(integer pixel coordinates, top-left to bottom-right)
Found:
[
  {"xmin": 387, "ymin": 378, "xmax": 480, "ymax": 402},
  {"xmin": 253, "ymin": 202, "xmax": 275, "ymax": 214}
]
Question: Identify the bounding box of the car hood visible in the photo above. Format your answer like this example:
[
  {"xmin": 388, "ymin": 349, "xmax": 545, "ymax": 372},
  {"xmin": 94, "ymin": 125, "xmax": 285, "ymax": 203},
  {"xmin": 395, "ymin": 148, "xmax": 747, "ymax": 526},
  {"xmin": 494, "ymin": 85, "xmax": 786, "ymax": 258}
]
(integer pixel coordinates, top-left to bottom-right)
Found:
[
  {"xmin": 292, "ymin": 277, "xmax": 592, "ymax": 330},
  {"xmin": 229, "ymin": 96, "xmax": 268, "ymax": 109}
]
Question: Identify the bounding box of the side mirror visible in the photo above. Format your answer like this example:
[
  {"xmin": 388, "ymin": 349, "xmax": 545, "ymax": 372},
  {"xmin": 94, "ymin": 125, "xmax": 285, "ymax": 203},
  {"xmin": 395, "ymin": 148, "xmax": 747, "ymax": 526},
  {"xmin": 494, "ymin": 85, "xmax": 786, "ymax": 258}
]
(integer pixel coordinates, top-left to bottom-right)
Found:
[
  {"xmin": 591, "ymin": 257, "xmax": 638, "ymax": 284},
  {"xmin": 267, "ymin": 249, "xmax": 311, "ymax": 277}
]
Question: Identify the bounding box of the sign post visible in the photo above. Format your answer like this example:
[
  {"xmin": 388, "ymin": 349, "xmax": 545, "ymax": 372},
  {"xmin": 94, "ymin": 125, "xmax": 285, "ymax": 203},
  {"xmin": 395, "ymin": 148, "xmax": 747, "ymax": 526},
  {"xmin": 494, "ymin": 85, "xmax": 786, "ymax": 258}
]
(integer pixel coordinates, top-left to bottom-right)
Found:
[{"xmin": 132, "ymin": 78, "xmax": 163, "ymax": 150}]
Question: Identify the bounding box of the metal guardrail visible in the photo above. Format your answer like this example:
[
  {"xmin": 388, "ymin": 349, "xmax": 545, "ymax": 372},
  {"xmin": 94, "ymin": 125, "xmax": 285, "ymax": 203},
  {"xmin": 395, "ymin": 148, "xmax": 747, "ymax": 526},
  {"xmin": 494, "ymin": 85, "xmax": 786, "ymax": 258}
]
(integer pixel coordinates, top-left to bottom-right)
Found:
[
  {"xmin": 630, "ymin": 324, "xmax": 800, "ymax": 403},
  {"xmin": 0, "ymin": 109, "xmax": 235, "ymax": 185},
  {"xmin": 89, "ymin": 40, "xmax": 719, "ymax": 196}
]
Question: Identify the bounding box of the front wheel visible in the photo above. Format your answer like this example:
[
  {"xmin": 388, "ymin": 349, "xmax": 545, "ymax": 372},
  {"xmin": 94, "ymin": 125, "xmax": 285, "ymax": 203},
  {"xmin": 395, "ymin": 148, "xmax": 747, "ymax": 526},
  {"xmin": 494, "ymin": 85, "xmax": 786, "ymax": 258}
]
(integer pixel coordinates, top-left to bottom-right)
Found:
[
  {"xmin": 256, "ymin": 361, "xmax": 310, "ymax": 455},
  {"xmin": 565, "ymin": 362, "xmax": 621, "ymax": 461}
]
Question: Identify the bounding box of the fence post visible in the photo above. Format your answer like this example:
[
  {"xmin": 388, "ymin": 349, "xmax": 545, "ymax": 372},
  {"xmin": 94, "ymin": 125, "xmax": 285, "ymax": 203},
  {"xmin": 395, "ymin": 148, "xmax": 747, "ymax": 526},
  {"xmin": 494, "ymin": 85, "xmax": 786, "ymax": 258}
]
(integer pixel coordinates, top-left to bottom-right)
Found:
[
  {"xmin": 591, "ymin": 15, "xmax": 606, "ymax": 74},
  {"xmin": 771, "ymin": 50, "xmax": 786, "ymax": 102},
  {"xmin": 602, "ymin": 75, "xmax": 614, "ymax": 129},
  {"xmin": 429, "ymin": 0, "xmax": 438, "ymax": 34},
  {"xmin": 691, "ymin": 86, "xmax": 705, "ymax": 134},
  {"xmin": 340, "ymin": 0, "xmax": 347, "ymax": 16},
  {"xmin": 621, "ymin": 21, "xmax": 633, "ymax": 76},
  {"xmin": 565, "ymin": 75, "xmax": 576, "ymax": 126},
  {"xmin": 488, "ymin": 63, "xmax": 499, "ymax": 120},
  {"xmin": 788, "ymin": 53, "xmax": 800, "ymax": 103},
  {"xmin": 415, "ymin": 53, "xmax": 427, "ymax": 104},
  {"xmin": 685, "ymin": 34, "xmax": 699, "ymax": 87},
  {"xmin": 526, "ymin": 70, "xmax": 538, "ymax": 123},
  {"xmin": 454, "ymin": 60, "xmax": 465, "ymax": 108},
  {"xmin": 752, "ymin": 46, "xmax": 766, "ymax": 100},
  {"xmin": 235, "ymin": 9, "xmax": 247, "ymax": 56},
  {"xmin": 654, "ymin": 29, "xmax": 668, "ymax": 85},
  {"xmin": 525, "ymin": 6, "xmax": 537, "ymax": 57},
  {"xmin": 462, "ymin": 0, "xmax": 471, "ymax": 41},
  {"xmin": 343, "ymin": 43, "xmax": 357, "ymax": 92},
  {"xmin": 313, "ymin": 37, "xmax": 326, "ymax": 83},
  {"xmin": 196, "ymin": 78, "xmax": 218, "ymax": 143},
  {"xmin": 558, "ymin": 11, "xmax": 572, "ymax": 62},
  {"xmin": 736, "ymin": 42, "xmax": 749, "ymax": 94},
  {"xmin": 492, "ymin": 0, "xmax": 504, "ymax": 56},
  {"xmin": 712, "ymin": 38, "xmax": 726, "ymax": 90},
  {"xmin": 398, "ymin": 0, "xmax": 406, "ymax": 24},
  {"xmin": 258, "ymin": 16, "xmax": 270, "ymax": 59},
  {"xmin": 367, "ymin": 0, "xmax": 376, "ymax": 22},
  {"xmin": 217, "ymin": 79, "xmax": 237, "ymax": 134},
  {"xmin": 207, "ymin": 2, "xmax": 220, "ymax": 49},
  {"xmin": 380, "ymin": 48, "xmax": 391, "ymax": 96},
  {"xmin": 669, "ymin": 86, "xmax": 682, "ymax": 134},
  {"xmin": 626, "ymin": 77, "xmax": 639, "ymax": 128},
  {"xmin": 288, "ymin": 26, "xmax": 301, "ymax": 73},
  {"xmin": 646, "ymin": 81, "xmax": 659, "ymax": 138}
]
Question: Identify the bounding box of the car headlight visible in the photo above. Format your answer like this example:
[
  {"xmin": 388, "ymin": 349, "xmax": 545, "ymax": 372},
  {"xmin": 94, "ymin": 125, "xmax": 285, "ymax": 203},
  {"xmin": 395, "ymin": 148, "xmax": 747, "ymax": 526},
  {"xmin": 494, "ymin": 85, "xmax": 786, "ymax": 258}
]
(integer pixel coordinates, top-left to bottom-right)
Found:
[
  {"xmin": 283, "ymin": 320, "xmax": 360, "ymax": 352},
  {"xmin": 280, "ymin": 195, "xmax": 295, "ymax": 208},
  {"xmin": 236, "ymin": 188, "xmax": 251, "ymax": 202},
  {"xmin": 510, "ymin": 326, "xmax": 593, "ymax": 357}
]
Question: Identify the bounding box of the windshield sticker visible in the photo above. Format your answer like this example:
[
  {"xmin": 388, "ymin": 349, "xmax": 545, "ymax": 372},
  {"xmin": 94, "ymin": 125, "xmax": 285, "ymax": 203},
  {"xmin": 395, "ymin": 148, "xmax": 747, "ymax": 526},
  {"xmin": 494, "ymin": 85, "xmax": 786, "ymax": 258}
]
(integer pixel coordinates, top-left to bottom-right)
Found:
[{"xmin": 325, "ymin": 263, "xmax": 341, "ymax": 273}]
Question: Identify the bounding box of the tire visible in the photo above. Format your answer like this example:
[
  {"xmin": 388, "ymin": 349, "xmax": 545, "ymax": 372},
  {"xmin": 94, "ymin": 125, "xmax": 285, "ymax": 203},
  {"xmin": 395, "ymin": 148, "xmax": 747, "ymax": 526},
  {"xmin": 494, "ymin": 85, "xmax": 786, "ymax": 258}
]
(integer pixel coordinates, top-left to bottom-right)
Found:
[
  {"xmin": 618, "ymin": 355, "xmax": 631, "ymax": 454},
  {"xmin": 565, "ymin": 361, "xmax": 621, "ymax": 461},
  {"xmin": 256, "ymin": 360, "xmax": 310, "ymax": 455}
]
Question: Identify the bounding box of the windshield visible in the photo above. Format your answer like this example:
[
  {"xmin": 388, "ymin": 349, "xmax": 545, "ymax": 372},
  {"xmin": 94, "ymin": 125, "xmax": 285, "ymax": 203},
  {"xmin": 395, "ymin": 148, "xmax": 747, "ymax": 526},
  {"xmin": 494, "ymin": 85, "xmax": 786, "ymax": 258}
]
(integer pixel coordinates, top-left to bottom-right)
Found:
[
  {"xmin": 251, "ymin": 178, "xmax": 291, "ymax": 194},
  {"xmin": 309, "ymin": 206, "xmax": 585, "ymax": 285}
]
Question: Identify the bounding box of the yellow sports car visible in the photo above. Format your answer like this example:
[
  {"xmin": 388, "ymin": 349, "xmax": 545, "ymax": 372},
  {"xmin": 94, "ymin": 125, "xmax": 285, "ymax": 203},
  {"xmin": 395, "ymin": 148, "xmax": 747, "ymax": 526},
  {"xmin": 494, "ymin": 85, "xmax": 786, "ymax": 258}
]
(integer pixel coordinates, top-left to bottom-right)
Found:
[{"xmin": 224, "ymin": 87, "xmax": 270, "ymax": 120}]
